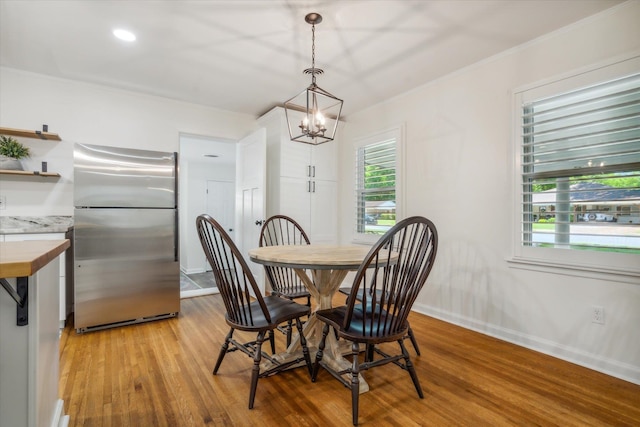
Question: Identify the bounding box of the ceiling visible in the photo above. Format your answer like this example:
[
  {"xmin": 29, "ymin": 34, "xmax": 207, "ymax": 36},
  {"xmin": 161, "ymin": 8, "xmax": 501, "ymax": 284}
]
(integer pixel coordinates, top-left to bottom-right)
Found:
[{"xmin": 0, "ymin": 0, "xmax": 624, "ymax": 121}]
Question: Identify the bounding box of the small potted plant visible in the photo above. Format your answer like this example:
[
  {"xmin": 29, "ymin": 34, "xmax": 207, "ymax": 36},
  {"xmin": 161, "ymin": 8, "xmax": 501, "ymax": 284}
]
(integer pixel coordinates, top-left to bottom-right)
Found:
[{"xmin": 0, "ymin": 135, "xmax": 30, "ymax": 170}]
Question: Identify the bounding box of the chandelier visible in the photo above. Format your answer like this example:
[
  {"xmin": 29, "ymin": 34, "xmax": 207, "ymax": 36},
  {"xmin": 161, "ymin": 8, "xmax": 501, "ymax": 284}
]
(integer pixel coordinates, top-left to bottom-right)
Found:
[{"xmin": 284, "ymin": 13, "xmax": 343, "ymax": 145}]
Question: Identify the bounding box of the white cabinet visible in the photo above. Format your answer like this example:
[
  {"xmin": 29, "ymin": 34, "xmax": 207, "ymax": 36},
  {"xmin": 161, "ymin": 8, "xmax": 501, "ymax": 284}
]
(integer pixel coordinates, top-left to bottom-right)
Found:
[
  {"xmin": 278, "ymin": 128, "xmax": 338, "ymax": 182},
  {"xmin": 0, "ymin": 241, "xmax": 68, "ymax": 427},
  {"xmin": 3, "ymin": 233, "xmax": 69, "ymax": 328},
  {"xmin": 259, "ymin": 107, "xmax": 339, "ymax": 244}
]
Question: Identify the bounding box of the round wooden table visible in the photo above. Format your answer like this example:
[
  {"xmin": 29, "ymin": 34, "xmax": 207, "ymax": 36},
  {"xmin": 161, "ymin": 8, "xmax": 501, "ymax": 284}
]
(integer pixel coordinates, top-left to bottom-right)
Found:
[{"xmin": 249, "ymin": 244, "xmax": 375, "ymax": 393}]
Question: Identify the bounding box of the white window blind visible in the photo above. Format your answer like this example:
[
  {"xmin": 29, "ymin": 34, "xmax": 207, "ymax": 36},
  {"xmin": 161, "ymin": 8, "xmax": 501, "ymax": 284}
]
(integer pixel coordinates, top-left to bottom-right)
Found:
[
  {"xmin": 355, "ymin": 139, "xmax": 396, "ymax": 236},
  {"xmin": 521, "ymin": 73, "xmax": 640, "ymax": 254}
]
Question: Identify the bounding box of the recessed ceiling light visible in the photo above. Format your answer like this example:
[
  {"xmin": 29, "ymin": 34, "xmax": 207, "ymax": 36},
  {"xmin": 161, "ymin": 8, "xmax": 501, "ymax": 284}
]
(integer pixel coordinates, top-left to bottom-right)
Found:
[{"xmin": 113, "ymin": 28, "xmax": 136, "ymax": 42}]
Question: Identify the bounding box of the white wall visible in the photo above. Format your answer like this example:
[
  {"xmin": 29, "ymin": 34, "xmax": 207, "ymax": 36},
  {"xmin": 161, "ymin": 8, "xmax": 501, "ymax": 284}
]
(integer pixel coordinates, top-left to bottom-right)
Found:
[
  {"xmin": 0, "ymin": 68, "xmax": 255, "ymax": 216},
  {"xmin": 338, "ymin": 2, "xmax": 640, "ymax": 384}
]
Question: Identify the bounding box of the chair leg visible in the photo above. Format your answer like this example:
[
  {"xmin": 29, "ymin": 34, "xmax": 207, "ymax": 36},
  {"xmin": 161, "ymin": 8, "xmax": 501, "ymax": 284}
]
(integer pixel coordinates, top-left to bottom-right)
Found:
[
  {"xmin": 399, "ymin": 339, "xmax": 424, "ymax": 399},
  {"xmin": 407, "ymin": 325, "xmax": 421, "ymax": 356},
  {"xmin": 213, "ymin": 328, "xmax": 233, "ymax": 374},
  {"xmin": 312, "ymin": 323, "xmax": 330, "ymax": 382},
  {"xmin": 248, "ymin": 330, "xmax": 266, "ymax": 409},
  {"xmin": 351, "ymin": 341, "xmax": 361, "ymax": 426},
  {"xmin": 269, "ymin": 329, "xmax": 276, "ymax": 354},
  {"xmin": 286, "ymin": 319, "xmax": 293, "ymax": 347},
  {"xmin": 365, "ymin": 344, "xmax": 375, "ymax": 362},
  {"xmin": 295, "ymin": 317, "xmax": 313, "ymax": 378}
]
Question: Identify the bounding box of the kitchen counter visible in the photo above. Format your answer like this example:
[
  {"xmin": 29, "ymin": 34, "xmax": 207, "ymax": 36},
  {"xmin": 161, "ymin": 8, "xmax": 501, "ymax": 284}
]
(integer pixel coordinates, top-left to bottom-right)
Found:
[
  {"xmin": 1, "ymin": 217, "xmax": 75, "ymax": 331},
  {"xmin": 0, "ymin": 215, "xmax": 73, "ymax": 234},
  {"xmin": 0, "ymin": 239, "xmax": 70, "ymax": 278}
]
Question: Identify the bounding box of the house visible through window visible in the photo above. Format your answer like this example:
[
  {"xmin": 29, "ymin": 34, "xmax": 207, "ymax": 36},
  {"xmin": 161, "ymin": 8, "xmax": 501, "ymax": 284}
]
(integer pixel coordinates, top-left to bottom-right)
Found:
[
  {"xmin": 519, "ymin": 72, "xmax": 640, "ymax": 255},
  {"xmin": 355, "ymin": 132, "xmax": 398, "ymax": 237}
]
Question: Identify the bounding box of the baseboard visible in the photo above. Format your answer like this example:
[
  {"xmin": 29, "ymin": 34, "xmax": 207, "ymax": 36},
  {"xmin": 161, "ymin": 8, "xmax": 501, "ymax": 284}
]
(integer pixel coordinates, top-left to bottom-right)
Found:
[
  {"xmin": 180, "ymin": 267, "xmax": 206, "ymax": 275},
  {"xmin": 412, "ymin": 302, "xmax": 640, "ymax": 386},
  {"xmin": 51, "ymin": 399, "xmax": 68, "ymax": 427},
  {"xmin": 180, "ymin": 288, "xmax": 218, "ymax": 299}
]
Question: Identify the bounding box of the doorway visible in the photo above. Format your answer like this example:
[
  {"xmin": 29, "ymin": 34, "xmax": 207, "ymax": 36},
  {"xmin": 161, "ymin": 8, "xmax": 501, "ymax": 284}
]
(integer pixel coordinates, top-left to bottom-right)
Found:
[{"xmin": 178, "ymin": 133, "xmax": 237, "ymax": 298}]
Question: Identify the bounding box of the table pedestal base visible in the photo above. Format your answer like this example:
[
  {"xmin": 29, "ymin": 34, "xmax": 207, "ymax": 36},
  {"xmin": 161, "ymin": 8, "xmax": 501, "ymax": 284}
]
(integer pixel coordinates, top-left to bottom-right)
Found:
[{"xmin": 262, "ymin": 313, "xmax": 369, "ymax": 394}]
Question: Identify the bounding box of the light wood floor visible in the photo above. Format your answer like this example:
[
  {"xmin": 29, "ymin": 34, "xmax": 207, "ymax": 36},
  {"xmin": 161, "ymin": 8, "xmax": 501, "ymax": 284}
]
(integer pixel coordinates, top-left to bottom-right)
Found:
[{"xmin": 59, "ymin": 294, "xmax": 640, "ymax": 426}]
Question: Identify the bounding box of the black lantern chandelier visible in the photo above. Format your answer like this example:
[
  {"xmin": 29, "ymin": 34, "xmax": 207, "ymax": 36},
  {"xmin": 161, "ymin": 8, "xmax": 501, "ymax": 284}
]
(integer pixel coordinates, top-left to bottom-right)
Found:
[{"xmin": 284, "ymin": 13, "xmax": 343, "ymax": 145}]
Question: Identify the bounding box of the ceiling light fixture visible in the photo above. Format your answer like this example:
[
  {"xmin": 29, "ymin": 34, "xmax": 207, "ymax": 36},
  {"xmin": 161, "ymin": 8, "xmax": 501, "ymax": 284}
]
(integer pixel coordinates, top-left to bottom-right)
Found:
[
  {"xmin": 113, "ymin": 28, "xmax": 136, "ymax": 42},
  {"xmin": 284, "ymin": 13, "xmax": 343, "ymax": 145}
]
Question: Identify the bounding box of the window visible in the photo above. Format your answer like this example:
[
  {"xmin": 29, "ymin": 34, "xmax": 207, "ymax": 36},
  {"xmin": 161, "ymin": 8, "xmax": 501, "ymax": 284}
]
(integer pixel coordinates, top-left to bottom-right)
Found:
[
  {"xmin": 354, "ymin": 128, "xmax": 402, "ymax": 240},
  {"xmin": 513, "ymin": 56, "xmax": 640, "ymax": 277}
]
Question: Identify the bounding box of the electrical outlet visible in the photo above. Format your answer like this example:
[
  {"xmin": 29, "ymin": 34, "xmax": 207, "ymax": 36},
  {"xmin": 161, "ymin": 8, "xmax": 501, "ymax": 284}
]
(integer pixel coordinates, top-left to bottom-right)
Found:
[
  {"xmin": 592, "ymin": 306, "xmax": 605, "ymax": 324},
  {"xmin": 0, "ymin": 195, "xmax": 5, "ymax": 210}
]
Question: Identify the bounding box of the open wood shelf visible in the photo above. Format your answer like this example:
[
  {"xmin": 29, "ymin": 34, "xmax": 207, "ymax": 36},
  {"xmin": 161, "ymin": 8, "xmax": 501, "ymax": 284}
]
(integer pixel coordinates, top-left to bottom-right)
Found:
[
  {"xmin": 0, "ymin": 126, "xmax": 61, "ymax": 141},
  {"xmin": 0, "ymin": 169, "xmax": 61, "ymax": 178}
]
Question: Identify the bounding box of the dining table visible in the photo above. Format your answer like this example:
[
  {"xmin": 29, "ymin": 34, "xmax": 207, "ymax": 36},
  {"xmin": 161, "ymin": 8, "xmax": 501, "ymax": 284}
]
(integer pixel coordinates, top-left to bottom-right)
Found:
[{"xmin": 249, "ymin": 243, "xmax": 389, "ymax": 394}]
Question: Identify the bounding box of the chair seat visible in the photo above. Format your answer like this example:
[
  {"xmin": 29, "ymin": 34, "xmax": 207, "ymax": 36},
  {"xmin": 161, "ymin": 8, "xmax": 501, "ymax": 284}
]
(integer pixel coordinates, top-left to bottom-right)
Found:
[
  {"xmin": 226, "ymin": 295, "xmax": 310, "ymax": 332},
  {"xmin": 315, "ymin": 305, "xmax": 408, "ymax": 344}
]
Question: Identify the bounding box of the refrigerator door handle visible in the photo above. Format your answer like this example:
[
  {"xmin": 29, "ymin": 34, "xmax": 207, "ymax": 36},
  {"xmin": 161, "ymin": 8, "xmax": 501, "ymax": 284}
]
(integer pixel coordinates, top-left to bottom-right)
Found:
[{"xmin": 174, "ymin": 210, "xmax": 179, "ymax": 262}]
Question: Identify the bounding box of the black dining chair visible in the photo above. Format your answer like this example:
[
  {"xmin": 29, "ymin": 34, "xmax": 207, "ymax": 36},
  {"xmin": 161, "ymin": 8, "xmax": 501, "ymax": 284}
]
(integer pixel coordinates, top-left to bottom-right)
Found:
[
  {"xmin": 196, "ymin": 214, "xmax": 313, "ymax": 409},
  {"xmin": 311, "ymin": 216, "xmax": 438, "ymax": 426},
  {"xmin": 259, "ymin": 215, "xmax": 312, "ymax": 347}
]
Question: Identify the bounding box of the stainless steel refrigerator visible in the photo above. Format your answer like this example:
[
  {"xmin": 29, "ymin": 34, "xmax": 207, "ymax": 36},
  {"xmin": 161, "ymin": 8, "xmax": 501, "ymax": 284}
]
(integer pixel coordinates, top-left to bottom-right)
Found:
[{"xmin": 74, "ymin": 143, "xmax": 179, "ymax": 332}]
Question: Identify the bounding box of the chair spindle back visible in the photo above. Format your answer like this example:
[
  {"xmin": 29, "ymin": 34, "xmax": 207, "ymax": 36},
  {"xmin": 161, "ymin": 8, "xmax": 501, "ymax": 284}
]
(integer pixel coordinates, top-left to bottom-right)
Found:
[
  {"xmin": 344, "ymin": 216, "xmax": 438, "ymax": 338},
  {"xmin": 196, "ymin": 214, "xmax": 270, "ymax": 326},
  {"xmin": 259, "ymin": 215, "xmax": 311, "ymax": 297}
]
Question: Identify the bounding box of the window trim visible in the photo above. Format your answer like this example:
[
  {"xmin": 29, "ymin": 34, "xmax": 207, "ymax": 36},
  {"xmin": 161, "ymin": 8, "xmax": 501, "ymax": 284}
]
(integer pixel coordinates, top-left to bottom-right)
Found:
[
  {"xmin": 352, "ymin": 125, "xmax": 405, "ymax": 245},
  {"xmin": 510, "ymin": 54, "xmax": 640, "ymax": 280}
]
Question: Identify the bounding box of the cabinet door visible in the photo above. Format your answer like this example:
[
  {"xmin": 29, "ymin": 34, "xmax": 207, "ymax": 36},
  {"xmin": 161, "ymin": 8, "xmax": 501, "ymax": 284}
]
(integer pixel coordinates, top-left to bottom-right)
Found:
[
  {"xmin": 311, "ymin": 140, "xmax": 338, "ymax": 181},
  {"xmin": 279, "ymin": 137, "xmax": 311, "ymax": 179},
  {"xmin": 310, "ymin": 179, "xmax": 338, "ymax": 244},
  {"xmin": 279, "ymin": 177, "xmax": 311, "ymax": 235}
]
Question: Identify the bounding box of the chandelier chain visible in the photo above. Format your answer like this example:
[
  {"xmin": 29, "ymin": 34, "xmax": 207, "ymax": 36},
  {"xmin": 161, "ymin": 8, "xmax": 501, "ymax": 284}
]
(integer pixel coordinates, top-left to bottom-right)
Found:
[{"xmin": 311, "ymin": 23, "xmax": 316, "ymax": 84}]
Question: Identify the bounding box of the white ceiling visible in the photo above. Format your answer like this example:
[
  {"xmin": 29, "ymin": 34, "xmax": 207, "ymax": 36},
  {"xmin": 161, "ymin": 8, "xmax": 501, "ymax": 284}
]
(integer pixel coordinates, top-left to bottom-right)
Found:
[{"xmin": 0, "ymin": 0, "xmax": 624, "ymax": 121}]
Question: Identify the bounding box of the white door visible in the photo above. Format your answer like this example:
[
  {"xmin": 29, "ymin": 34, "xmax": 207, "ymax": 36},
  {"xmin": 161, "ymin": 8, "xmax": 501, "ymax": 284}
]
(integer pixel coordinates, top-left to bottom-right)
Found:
[
  {"xmin": 207, "ymin": 180, "xmax": 235, "ymax": 240},
  {"xmin": 206, "ymin": 180, "xmax": 235, "ymax": 270},
  {"xmin": 236, "ymin": 128, "xmax": 267, "ymax": 294}
]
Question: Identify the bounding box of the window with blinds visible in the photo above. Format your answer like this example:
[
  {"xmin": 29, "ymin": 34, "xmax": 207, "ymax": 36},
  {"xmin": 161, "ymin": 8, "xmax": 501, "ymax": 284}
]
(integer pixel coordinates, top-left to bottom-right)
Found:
[
  {"xmin": 355, "ymin": 138, "xmax": 396, "ymax": 236},
  {"xmin": 520, "ymin": 72, "xmax": 640, "ymax": 254}
]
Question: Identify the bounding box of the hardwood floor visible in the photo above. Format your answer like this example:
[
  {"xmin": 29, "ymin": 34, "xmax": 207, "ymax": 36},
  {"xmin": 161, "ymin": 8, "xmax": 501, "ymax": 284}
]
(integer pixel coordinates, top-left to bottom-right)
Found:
[{"xmin": 59, "ymin": 294, "xmax": 640, "ymax": 426}]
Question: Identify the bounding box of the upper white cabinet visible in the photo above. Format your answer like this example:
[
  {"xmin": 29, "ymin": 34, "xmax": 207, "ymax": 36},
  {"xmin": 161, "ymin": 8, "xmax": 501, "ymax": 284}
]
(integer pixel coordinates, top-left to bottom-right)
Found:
[{"xmin": 258, "ymin": 107, "xmax": 339, "ymax": 244}]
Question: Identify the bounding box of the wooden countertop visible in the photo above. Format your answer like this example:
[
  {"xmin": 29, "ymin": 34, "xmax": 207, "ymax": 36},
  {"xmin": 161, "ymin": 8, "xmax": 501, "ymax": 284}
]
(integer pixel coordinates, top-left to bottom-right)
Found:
[{"xmin": 0, "ymin": 240, "xmax": 70, "ymax": 278}]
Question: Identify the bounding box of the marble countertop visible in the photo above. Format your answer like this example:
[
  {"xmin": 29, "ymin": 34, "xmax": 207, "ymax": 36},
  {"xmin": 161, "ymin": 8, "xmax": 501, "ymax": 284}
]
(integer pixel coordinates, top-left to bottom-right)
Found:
[{"xmin": 0, "ymin": 216, "xmax": 74, "ymax": 234}]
